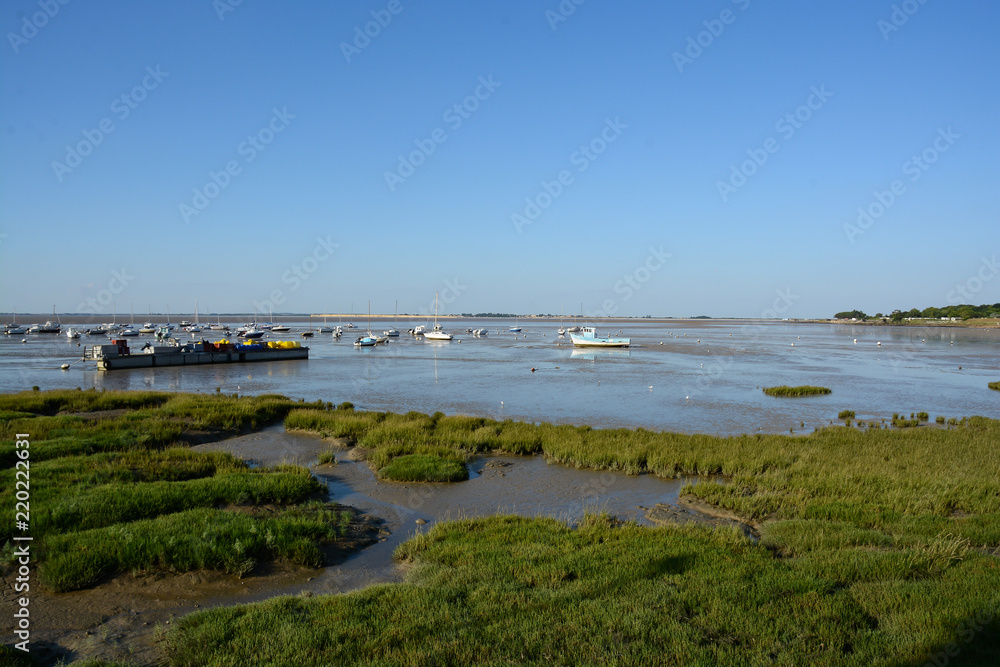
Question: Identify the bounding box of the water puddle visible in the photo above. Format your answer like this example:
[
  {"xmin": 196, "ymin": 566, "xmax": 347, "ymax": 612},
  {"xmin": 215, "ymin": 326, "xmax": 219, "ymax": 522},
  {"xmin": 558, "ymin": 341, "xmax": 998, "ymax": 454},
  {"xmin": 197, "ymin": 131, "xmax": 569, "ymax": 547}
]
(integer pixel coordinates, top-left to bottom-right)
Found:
[{"xmin": 196, "ymin": 424, "xmax": 705, "ymax": 598}]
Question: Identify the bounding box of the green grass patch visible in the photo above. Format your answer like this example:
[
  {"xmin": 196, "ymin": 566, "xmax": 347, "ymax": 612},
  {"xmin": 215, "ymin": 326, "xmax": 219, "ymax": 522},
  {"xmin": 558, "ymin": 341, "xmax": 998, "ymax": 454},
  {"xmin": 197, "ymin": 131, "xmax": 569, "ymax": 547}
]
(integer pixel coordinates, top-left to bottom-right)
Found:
[
  {"xmin": 377, "ymin": 453, "xmax": 468, "ymax": 482},
  {"xmin": 40, "ymin": 503, "xmax": 351, "ymax": 592},
  {"xmin": 0, "ymin": 390, "xmax": 350, "ymax": 592},
  {"xmin": 763, "ymin": 385, "xmax": 832, "ymax": 396},
  {"xmin": 167, "ymin": 515, "xmax": 1000, "ymax": 666}
]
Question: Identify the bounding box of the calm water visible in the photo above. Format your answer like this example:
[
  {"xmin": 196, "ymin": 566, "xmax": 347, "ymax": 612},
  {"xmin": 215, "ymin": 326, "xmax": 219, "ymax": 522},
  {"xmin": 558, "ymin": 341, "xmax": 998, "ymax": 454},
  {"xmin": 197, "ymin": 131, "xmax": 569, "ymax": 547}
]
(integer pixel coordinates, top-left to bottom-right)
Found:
[{"xmin": 2, "ymin": 318, "xmax": 997, "ymax": 434}]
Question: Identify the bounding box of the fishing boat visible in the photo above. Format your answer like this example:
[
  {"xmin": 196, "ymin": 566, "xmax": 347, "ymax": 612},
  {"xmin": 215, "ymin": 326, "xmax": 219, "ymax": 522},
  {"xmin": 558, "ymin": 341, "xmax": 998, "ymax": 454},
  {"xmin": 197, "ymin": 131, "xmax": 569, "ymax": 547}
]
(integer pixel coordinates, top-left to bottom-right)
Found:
[
  {"xmin": 423, "ymin": 292, "xmax": 453, "ymax": 341},
  {"xmin": 569, "ymin": 327, "xmax": 630, "ymax": 348}
]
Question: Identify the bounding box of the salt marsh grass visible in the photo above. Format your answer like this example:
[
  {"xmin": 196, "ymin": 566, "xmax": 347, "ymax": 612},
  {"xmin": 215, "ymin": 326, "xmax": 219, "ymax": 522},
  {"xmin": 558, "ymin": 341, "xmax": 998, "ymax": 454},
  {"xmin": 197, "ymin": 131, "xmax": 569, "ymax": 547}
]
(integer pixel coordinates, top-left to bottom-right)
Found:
[
  {"xmin": 763, "ymin": 385, "xmax": 832, "ymax": 396},
  {"xmin": 0, "ymin": 390, "xmax": 348, "ymax": 592}
]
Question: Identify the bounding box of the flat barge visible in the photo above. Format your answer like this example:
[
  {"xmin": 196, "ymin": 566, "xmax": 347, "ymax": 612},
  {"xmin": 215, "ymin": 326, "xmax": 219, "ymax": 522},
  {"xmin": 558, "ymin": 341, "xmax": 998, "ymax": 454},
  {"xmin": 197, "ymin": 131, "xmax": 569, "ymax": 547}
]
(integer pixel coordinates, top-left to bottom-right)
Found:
[{"xmin": 84, "ymin": 339, "xmax": 308, "ymax": 371}]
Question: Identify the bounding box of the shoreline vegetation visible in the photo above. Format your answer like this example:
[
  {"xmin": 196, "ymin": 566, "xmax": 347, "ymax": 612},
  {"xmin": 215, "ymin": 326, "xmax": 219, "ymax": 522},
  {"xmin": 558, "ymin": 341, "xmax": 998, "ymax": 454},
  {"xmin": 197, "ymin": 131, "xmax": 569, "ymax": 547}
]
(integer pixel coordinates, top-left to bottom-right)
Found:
[
  {"xmin": 762, "ymin": 385, "xmax": 832, "ymax": 397},
  {"xmin": 2, "ymin": 389, "xmax": 999, "ymax": 666}
]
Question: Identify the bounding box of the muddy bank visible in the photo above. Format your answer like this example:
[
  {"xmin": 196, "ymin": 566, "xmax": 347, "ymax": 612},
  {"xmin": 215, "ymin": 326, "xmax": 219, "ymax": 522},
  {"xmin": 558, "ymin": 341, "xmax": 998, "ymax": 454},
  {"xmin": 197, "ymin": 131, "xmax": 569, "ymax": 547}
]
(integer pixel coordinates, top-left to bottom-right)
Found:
[{"xmin": 644, "ymin": 496, "xmax": 759, "ymax": 540}]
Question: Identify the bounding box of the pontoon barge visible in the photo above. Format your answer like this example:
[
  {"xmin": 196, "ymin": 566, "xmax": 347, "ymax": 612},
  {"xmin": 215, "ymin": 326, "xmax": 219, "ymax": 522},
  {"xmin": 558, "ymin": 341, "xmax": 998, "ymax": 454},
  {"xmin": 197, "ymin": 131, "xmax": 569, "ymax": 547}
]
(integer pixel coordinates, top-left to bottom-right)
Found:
[{"xmin": 84, "ymin": 339, "xmax": 308, "ymax": 371}]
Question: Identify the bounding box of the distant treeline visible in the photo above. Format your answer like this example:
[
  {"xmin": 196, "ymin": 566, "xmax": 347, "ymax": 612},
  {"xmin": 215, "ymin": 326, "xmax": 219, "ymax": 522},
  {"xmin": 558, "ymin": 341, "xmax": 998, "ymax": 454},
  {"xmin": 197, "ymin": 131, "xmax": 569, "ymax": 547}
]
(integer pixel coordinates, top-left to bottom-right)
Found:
[{"xmin": 835, "ymin": 303, "xmax": 1000, "ymax": 322}]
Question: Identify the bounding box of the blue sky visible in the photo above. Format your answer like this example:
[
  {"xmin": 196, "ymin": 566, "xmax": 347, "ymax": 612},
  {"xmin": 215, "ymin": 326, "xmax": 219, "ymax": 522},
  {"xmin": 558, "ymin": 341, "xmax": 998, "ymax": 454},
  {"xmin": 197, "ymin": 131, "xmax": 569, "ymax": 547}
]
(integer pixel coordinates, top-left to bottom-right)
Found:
[{"xmin": 2, "ymin": 0, "xmax": 997, "ymax": 319}]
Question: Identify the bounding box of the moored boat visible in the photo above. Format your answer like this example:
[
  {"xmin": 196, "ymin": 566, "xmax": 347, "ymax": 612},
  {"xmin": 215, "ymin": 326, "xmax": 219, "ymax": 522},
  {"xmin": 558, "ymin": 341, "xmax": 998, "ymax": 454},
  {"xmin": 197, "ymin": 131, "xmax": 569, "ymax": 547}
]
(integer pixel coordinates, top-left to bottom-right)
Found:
[{"xmin": 569, "ymin": 327, "xmax": 630, "ymax": 348}]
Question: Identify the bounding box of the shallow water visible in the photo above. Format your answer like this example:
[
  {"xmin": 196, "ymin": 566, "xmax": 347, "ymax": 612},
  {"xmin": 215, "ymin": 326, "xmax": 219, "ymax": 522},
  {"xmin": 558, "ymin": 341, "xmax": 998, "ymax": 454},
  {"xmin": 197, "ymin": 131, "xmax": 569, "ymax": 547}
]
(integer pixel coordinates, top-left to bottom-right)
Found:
[
  {"xmin": 196, "ymin": 425, "xmax": 698, "ymax": 596},
  {"xmin": 2, "ymin": 319, "xmax": 997, "ymax": 434}
]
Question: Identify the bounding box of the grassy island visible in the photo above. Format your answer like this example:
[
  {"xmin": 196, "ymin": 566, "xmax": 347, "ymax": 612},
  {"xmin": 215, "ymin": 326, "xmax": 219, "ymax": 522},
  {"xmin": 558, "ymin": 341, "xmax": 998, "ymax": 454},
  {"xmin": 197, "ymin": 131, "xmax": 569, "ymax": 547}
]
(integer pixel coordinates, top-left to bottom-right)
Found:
[{"xmin": 763, "ymin": 385, "xmax": 832, "ymax": 396}]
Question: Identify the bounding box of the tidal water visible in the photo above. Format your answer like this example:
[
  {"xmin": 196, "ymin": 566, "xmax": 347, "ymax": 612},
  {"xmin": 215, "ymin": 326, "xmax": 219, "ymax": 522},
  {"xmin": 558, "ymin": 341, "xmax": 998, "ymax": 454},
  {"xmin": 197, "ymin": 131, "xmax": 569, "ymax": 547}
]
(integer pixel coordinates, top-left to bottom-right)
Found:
[{"xmin": 1, "ymin": 319, "xmax": 996, "ymax": 434}]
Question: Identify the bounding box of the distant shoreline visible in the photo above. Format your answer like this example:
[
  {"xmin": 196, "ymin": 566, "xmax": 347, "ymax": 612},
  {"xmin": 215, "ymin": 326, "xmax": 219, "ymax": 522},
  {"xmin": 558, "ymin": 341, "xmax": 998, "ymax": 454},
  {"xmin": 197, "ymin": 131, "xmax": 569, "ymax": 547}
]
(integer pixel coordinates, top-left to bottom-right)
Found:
[{"xmin": 3, "ymin": 314, "xmax": 996, "ymax": 328}]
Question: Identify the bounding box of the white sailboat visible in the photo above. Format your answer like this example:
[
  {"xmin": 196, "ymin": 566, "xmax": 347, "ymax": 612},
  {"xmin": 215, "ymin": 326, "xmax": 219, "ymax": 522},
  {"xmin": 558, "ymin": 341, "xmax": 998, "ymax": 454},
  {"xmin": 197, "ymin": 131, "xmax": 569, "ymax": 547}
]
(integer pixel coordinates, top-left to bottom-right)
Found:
[{"xmin": 424, "ymin": 292, "xmax": 453, "ymax": 341}]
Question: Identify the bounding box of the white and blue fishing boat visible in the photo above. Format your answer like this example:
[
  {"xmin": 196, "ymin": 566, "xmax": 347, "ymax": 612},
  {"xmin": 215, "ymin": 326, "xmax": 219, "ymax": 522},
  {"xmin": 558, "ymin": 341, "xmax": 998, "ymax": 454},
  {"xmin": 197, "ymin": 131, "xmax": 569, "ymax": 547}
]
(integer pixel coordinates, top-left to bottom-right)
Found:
[{"xmin": 569, "ymin": 327, "xmax": 630, "ymax": 348}]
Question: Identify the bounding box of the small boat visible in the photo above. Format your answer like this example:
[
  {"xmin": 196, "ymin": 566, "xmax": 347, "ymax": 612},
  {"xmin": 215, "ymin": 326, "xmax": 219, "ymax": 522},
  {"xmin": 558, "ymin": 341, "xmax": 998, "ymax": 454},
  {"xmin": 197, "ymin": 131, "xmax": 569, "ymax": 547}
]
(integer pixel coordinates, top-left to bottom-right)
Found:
[
  {"xmin": 569, "ymin": 327, "xmax": 630, "ymax": 348},
  {"xmin": 411, "ymin": 325, "xmax": 426, "ymax": 335},
  {"xmin": 139, "ymin": 323, "xmax": 156, "ymax": 334},
  {"xmin": 65, "ymin": 327, "xmax": 81, "ymax": 339},
  {"xmin": 36, "ymin": 320, "xmax": 62, "ymax": 333},
  {"xmin": 300, "ymin": 331, "xmax": 314, "ymax": 338},
  {"xmin": 567, "ymin": 326, "xmax": 582, "ymax": 333},
  {"xmin": 6, "ymin": 310, "xmax": 28, "ymax": 335},
  {"xmin": 241, "ymin": 327, "xmax": 266, "ymax": 340},
  {"xmin": 317, "ymin": 315, "xmax": 333, "ymax": 333},
  {"xmin": 423, "ymin": 292, "xmax": 453, "ymax": 341},
  {"xmin": 473, "ymin": 328, "xmax": 488, "ymax": 337},
  {"xmin": 179, "ymin": 320, "xmax": 192, "ymax": 327},
  {"xmin": 271, "ymin": 324, "xmax": 290, "ymax": 332},
  {"xmin": 384, "ymin": 301, "xmax": 400, "ymax": 337},
  {"xmin": 355, "ymin": 302, "xmax": 381, "ymax": 346},
  {"xmin": 119, "ymin": 327, "xmax": 140, "ymax": 337}
]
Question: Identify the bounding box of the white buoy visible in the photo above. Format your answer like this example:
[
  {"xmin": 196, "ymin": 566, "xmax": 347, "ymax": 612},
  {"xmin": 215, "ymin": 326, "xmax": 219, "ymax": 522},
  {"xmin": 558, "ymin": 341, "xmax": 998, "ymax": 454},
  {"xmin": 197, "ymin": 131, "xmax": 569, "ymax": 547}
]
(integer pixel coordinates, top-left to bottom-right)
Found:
[
  {"xmin": 648, "ymin": 386, "xmax": 653, "ymax": 391},
  {"xmin": 853, "ymin": 339, "xmax": 857, "ymax": 343},
  {"xmin": 877, "ymin": 341, "xmax": 881, "ymax": 346},
  {"xmin": 791, "ymin": 343, "xmax": 794, "ymax": 346},
  {"xmin": 61, "ymin": 364, "xmax": 70, "ymax": 370}
]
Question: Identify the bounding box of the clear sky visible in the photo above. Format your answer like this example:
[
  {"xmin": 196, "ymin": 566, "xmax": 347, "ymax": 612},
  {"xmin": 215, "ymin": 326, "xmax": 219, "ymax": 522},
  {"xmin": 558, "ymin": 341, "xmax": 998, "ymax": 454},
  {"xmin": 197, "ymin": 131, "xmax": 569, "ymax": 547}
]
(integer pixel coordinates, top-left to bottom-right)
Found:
[{"xmin": 1, "ymin": 1, "xmax": 997, "ymax": 319}]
